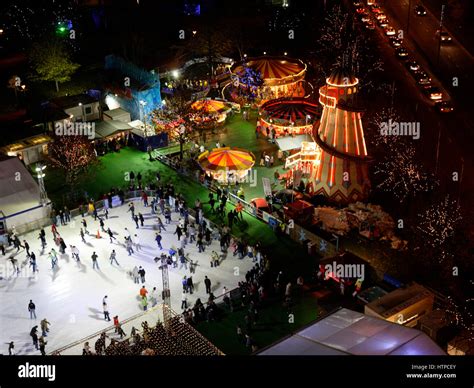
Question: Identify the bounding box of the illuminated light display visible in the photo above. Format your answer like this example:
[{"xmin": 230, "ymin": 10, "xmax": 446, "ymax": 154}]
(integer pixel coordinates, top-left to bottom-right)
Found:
[{"xmin": 310, "ymin": 68, "xmax": 371, "ymax": 203}]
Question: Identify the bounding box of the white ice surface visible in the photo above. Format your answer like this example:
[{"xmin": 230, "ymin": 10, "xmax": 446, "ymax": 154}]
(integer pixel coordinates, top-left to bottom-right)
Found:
[{"xmin": 0, "ymin": 200, "xmax": 253, "ymax": 355}]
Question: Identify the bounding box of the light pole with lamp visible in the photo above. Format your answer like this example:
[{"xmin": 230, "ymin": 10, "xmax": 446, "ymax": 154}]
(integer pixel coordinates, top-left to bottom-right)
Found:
[{"xmin": 35, "ymin": 163, "xmax": 48, "ymax": 205}]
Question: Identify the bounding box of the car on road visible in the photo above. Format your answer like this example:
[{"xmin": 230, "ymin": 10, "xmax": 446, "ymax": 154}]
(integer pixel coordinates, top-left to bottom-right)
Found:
[
  {"xmin": 370, "ymin": 5, "xmax": 382, "ymax": 14},
  {"xmin": 356, "ymin": 7, "xmax": 367, "ymax": 14},
  {"xmin": 434, "ymin": 101, "xmax": 454, "ymax": 113},
  {"xmin": 436, "ymin": 30, "xmax": 452, "ymax": 42},
  {"xmin": 414, "ymin": 5, "xmax": 427, "ymax": 16},
  {"xmin": 423, "ymin": 86, "xmax": 443, "ymax": 100},
  {"xmin": 396, "ymin": 47, "xmax": 409, "ymax": 59},
  {"xmin": 384, "ymin": 26, "xmax": 396, "ymax": 36},
  {"xmin": 406, "ymin": 60, "xmax": 420, "ymax": 72},
  {"xmin": 353, "ymin": 1, "xmax": 362, "ymax": 6},
  {"xmin": 414, "ymin": 70, "xmax": 432, "ymax": 85},
  {"xmin": 361, "ymin": 15, "xmax": 371, "ymax": 23},
  {"xmin": 389, "ymin": 37, "xmax": 403, "ymax": 47},
  {"xmin": 378, "ymin": 18, "xmax": 389, "ymax": 28},
  {"xmin": 364, "ymin": 20, "xmax": 375, "ymax": 30},
  {"xmin": 375, "ymin": 13, "xmax": 387, "ymax": 21}
]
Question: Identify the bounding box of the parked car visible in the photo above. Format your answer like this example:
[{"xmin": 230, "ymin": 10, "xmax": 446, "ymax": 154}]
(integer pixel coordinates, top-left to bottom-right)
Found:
[
  {"xmin": 434, "ymin": 101, "xmax": 454, "ymax": 113},
  {"xmin": 396, "ymin": 47, "xmax": 409, "ymax": 59},
  {"xmin": 414, "ymin": 5, "xmax": 427, "ymax": 16},
  {"xmin": 436, "ymin": 30, "xmax": 452, "ymax": 42},
  {"xmin": 424, "ymin": 86, "xmax": 443, "ymax": 100},
  {"xmin": 389, "ymin": 37, "xmax": 403, "ymax": 47},
  {"xmin": 384, "ymin": 26, "xmax": 396, "ymax": 36},
  {"xmin": 414, "ymin": 71, "xmax": 432, "ymax": 85}
]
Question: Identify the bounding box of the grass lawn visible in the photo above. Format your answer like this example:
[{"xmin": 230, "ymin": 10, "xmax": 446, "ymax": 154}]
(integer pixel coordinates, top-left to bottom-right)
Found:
[{"xmin": 197, "ymin": 293, "xmax": 320, "ymax": 355}]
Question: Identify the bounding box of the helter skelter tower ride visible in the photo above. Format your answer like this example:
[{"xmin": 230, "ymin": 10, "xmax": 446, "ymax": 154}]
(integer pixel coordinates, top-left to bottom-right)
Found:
[{"xmin": 311, "ymin": 68, "xmax": 371, "ymax": 203}]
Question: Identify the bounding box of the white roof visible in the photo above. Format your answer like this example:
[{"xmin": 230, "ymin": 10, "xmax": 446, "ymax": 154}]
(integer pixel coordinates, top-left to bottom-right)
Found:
[
  {"xmin": 258, "ymin": 308, "xmax": 445, "ymax": 356},
  {"xmin": 275, "ymin": 134, "xmax": 313, "ymax": 151},
  {"xmin": 0, "ymin": 157, "xmax": 41, "ymax": 217}
]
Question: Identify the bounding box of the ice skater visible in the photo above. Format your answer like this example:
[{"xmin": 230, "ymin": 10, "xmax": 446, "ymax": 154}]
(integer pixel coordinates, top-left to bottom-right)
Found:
[
  {"xmin": 91, "ymin": 251, "xmax": 99, "ymax": 270},
  {"xmin": 49, "ymin": 249, "xmax": 58, "ymax": 269},
  {"xmin": 103, "ymin": 298, "xmax": 111, "ymax": 321},
  {"xmin": 138, "ymin": 266, "xmax": 146, "ymax": 283},
  {"xmin": 109, "ymin": 250, "xmax": 119, "ymax": 266},
  {"xmin": 133, "ymin": 234, "xmax": 141, "ymax": 251},
  {"xmin": 107, "ymin": 228, "xmax": 116, "ymax": 243},
  {"xmin": 155, "ymin": 233, "xmax": 163, "ymax": 250},
  {"xmin": 28, "ymin": 300, "xmax": 36, "ymax": 319},
  {"xmin": 40, "ymin": 318, "xmax": 51, "ymax": 337}
]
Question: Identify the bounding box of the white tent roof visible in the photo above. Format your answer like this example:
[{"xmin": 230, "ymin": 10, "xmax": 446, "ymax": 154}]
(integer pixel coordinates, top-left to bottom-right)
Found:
[
  {"xmin": 258, "ymin": 308, "xmax": 445, "ymax": 356},
  {"xmin": 275, "ymin": 134, "xmax": 313, "ymax": 151},
  {"xmin": 0, "ymin": 157, "xmax": 41, "ymax": 217}
]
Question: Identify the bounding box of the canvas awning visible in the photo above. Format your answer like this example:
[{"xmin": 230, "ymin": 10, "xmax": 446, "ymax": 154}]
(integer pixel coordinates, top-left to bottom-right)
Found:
[
  {"xmin": 94, "ymin": 120, "xmax": 131, "ymax": 139},
  {"xmin": 275, "ymin": 134, "xmax": 313, "ymax": 151}
]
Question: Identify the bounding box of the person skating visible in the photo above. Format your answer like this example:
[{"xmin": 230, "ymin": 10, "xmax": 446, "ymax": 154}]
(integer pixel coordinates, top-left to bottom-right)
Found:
[
  {"xmin": 113, "ymin": 315, "xmax": 120, "ymax": 333},
  {"xmin": 38, "ymin": 336, "xmax": 47, "ymax": 355},
  {"xmin": 81, "ymin": 219, "xmax": 88, "ymax": 234},
  {"xmin": 139, "ymin": 285, "xmax": 148, "ymax": 299},
  {"xmin": 133, "ymin": 214, "xmax": 139, "ymax": 229},
  {"xmin": 28, "ymin": 300, "xmax": 36, "ymax": 319},
  {"xmin": 125, "ymin": 237, "xmax": 134, "ymax": 256},
  {"xmin": 109, "ymin": 250, "xmax": 119, "ymax": 266},
  {"xmin": 23, "ymin": 240, "xmax": 30, "ymax": 256},
  {"xmin": 99, "ymin": 218, "xmax": 106, "ymax": 233},
  {"xmin": 107, "ymin": 228, "xmax": 116, "ymax": 243},
  {"xmin": 138, "ymin": 213, "xmax": 144, "ymax": 227},
  {"xmin": 141, "ymin": 296, "xmax": 148, "ymax": 311},
  {"xmin": 9, "ymin": 256, "xmax": 19, "ymax": 275},
  {"xmin": 204, "ymin": 276, "xmax": 212, "ymax": 294},
  {"xmin": 30, "ymin": 326, "xmax": 39, "ymax": 350},
  {"xmin": 80, "ymin": 228, "xmax": 86, "ymax": 243},
  {"xmin": 174, "ymin": 225, "xmax": 183, "ymax": 241},
  {"xmin": 91, "ymin": 251, "xmax": 99, "ymax": 270},
  {"xmin": 182, "ymin": 275, "xmax": 188, "ymax": 293},
  {"xmin": 155, "ymin": 233, "xmax": 163, "ymax": 250},
  {"xmin": 133, "ymin": 234, "xmax": 141, "ymax": 251},
  {"xmin": 196, "ymin": 236, "xmax": 205, "ymax": 253},
  {"xmin": 38, "ymin": 232, "xmax": 47, "ymax": 249},
  {"xmin": 29, "ymin": 252, "xmax": 37, "ymax": 273},
  {"xmin": 179, "ymin": 253, "xmax": 188, "ymax": 270},
  {"xmin": 181, "ymin": 292, "xmax": 188, "ymax": 310},
  {"xmin": 40, "ymin": 318, "xmax": 51, "ymax": 337},
  {"xmin": 149, "ymin": 287, "xmax": 158, "ymax": 307},
  {"xmin": 8, "ymin": 341, "xmax": 15, "ymax": 355},
  {"xmin": 103, "ymin": 299, "xmax": 111, "ymax": 321},
  {"xmin": 49, "ymin": 249, "xmax": 58, "ymax": 269},
  {"xmin": 186, "ymin": 276, "xmax": 194, "ymax": 294},
  {"xmin": 156, "ymin": 217, "xmax": 165, "ymax": 232},
  {"xmin": 70, "ymin": 245, "xmax": 80, "ymax": 261},
  {"xmin": 138, "ymin": 266, "xmax": 146, "ymax": 283},
  {"xmin": 132, "ymin": 266, "xmax": 140, "ymax": 284},
  {"xmin": 210, "ymin": 251, "xmax": 219, "ymax": 267}
]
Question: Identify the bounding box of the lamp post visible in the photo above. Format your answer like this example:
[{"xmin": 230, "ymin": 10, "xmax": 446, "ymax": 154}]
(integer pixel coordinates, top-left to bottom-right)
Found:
[
  {"xmin": 35, "ymin": 163, "xmax": 47, "ymax": 205},
  {"xmin": 437, "ymin": 4, "xmax": 446, "ymax": 69}
]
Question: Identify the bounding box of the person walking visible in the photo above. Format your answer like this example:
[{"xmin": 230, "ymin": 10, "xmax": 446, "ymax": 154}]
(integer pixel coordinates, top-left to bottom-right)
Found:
[
  {"xmin": 109, "ymin": 250, "xmax": 119, "ymax": 266},
  {"xmin": 155, "ymin": 233, "xmax": 163, "ymax": 250},
  {"xmin": 30, "ymin": 326, "xmax": 39, "ymax": 350},
  {"xmin": 28, "ymin": 300, "xmax": 37, "ymax": 319},
  {"xmin": 204, "ymin": 276, "xmax": 212, "ymax": 294},
  {"xmin": 107, "ymin": 228, "xmax": 116, "ymax": 243},
  {"xmin": 40, "ymin": 318, "xmax": 51, "ymax": 337},
  {"xmin": 91, "ymin": 252, "xmax": 99, "ymax": 270},
  {"xmin": 103, "ymin": 299, "xmax": 111, "ymax": 321},
  {"xmin": 138, "ymin": 266, "xmax": 146, "ymax": 283}
]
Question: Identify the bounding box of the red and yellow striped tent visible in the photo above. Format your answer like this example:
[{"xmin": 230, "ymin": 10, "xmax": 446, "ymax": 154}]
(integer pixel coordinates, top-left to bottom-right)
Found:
[
  {"xmin": 198, "ymin": 147, "xmax": 255, "ymax": 172},
  {"xmin": 191, "ymin": 99, "xmax": 232, "ymax": 114}
]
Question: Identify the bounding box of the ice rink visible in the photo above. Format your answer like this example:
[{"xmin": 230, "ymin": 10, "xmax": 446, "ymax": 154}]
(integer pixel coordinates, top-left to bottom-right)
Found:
[{"xmin": 0, "ymin": 199, "xmax": 253, "ymax": 355}]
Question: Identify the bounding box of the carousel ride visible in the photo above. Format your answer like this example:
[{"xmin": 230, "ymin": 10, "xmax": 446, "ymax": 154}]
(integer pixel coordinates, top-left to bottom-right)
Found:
[
  {"xmin": 257, "ymin": 97, "xmax": 321, "ymax": 138},
  {"xmin": 225, "ymin": 56, "xmax": 309, "ymax": 106},
  {"xmin": 198, "ymin": 147, "xmax": 256, "ymax": 185},
  {"xmin": 189, "ymin": 98, "xmax": 234, "ymax": 128}
]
